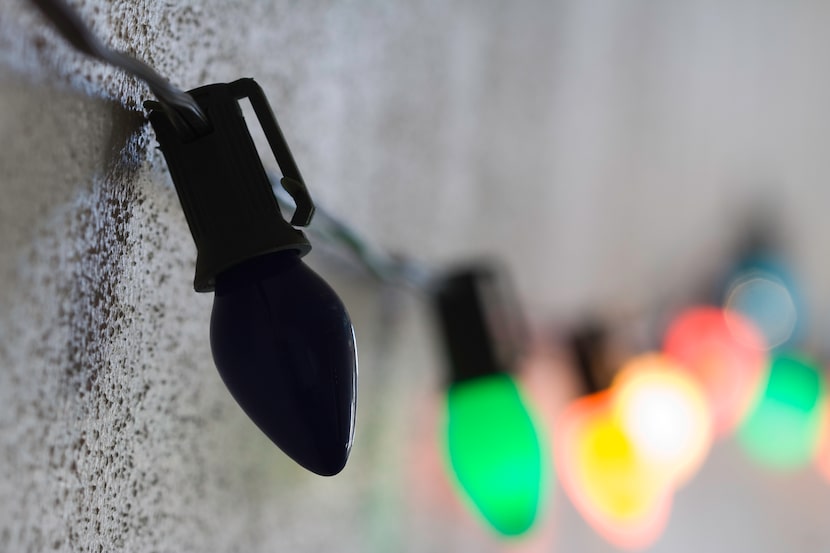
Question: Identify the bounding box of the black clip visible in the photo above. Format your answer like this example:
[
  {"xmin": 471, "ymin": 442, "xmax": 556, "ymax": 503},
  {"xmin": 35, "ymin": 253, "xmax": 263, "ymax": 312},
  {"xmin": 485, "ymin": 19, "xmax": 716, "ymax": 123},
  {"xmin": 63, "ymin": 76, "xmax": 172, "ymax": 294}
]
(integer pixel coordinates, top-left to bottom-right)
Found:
[
  {"xmin": 146, "ymin": 78, "xmax": 316, "ymax": 292},
  {"xmin": 228, "ymin": 78, "xmax": 315, "ymax": 227}
]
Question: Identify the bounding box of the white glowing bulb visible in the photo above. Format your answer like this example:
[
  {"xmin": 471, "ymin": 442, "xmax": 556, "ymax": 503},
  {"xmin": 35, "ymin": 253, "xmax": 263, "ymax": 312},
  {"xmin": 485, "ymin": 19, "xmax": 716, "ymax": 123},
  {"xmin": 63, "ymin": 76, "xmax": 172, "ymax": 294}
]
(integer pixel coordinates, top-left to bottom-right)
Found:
[
  {"xmin": 613, "ymin": 354, "xmax": 713, "ymax": 487},
  {"xmin": 622, "ymin": 384, "xmax": 697, "ymax": 462}
]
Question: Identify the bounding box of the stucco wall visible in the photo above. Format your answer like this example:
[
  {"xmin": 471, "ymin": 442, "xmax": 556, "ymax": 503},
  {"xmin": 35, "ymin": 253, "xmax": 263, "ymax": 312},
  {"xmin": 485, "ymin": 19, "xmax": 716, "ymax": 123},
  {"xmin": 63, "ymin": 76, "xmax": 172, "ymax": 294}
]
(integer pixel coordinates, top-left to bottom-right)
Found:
[{"xmin": 5, "ymin": 1, "xmax": 830, "ymax": 552}]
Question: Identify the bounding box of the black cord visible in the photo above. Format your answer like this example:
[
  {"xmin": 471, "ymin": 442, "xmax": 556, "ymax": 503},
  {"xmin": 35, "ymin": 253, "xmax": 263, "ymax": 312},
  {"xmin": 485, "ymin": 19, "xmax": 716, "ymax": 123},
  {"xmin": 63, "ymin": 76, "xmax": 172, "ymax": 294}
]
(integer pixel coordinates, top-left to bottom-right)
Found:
[
  {"xmin": 28, "ymin": 0, "xmax": 210, "ymax": 140},
  {"xmin": 30, "ymin": 0, "xmax": 433, "ymax": 289},
  {"xmin": 271, "ymin": 175, "xmax": 433, "ymax": 290}
]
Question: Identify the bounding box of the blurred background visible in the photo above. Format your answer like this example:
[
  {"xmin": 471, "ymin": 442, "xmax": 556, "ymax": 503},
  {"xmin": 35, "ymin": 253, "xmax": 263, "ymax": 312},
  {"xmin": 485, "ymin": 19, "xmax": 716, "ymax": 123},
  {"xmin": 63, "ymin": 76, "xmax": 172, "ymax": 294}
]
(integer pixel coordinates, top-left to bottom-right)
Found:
[{"xmin": 3, "ymin": 0, "xmax": 830, "ymax": 551}]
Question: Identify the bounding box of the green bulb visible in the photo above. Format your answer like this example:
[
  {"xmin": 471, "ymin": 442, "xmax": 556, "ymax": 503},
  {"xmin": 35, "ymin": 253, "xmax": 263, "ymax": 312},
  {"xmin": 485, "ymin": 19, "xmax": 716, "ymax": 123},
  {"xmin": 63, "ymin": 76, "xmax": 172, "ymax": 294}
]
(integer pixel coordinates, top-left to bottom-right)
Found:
[
  {"xmin": 444, "ymin": 374, "xmax": 550, "ymax": 537},
  {"xmin": 738, "ymin": 354, "xmax": 826, "ymax": 469}
]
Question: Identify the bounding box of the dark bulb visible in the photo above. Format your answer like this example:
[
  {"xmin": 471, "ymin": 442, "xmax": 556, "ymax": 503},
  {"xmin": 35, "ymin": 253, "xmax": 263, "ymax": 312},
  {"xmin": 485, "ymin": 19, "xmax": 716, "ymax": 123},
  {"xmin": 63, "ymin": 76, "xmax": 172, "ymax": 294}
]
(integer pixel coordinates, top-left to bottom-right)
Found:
[
  {"xmin": 146, "ymin": 79, "xmax": 358, "ymax": 474},
  {"xmin": 210, "ymin": 250, "xmax": 357, "ymax": 476}
]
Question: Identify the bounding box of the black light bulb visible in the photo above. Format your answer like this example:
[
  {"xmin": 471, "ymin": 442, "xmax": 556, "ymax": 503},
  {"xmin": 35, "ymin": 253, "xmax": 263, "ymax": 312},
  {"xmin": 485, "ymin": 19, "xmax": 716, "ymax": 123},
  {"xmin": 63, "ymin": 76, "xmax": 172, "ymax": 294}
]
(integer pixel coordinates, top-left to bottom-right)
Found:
[
  {"xmin": 146, "ymin": 78, "xmax": 357, "ymax": 475},
  {"xmin": 211, "ymin": 250, "xmax": 356, "ymax": 475}
]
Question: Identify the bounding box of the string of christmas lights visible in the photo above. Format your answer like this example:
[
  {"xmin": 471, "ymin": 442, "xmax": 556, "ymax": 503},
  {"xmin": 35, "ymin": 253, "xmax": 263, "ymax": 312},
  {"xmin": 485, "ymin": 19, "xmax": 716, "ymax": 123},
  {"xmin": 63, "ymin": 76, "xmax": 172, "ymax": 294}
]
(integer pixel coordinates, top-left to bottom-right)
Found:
[{"xmin": 25, "ymin": 0, "xmax": 830, "ymax": 548}]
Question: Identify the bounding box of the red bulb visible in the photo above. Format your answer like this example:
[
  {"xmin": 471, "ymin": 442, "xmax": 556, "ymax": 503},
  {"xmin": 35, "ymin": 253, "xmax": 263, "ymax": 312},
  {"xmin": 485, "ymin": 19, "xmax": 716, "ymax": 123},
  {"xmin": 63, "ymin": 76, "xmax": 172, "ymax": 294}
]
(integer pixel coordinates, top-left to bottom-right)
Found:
[{"xmin": 663, "ymin": 307, "xmax": 767, "ymax": 437}]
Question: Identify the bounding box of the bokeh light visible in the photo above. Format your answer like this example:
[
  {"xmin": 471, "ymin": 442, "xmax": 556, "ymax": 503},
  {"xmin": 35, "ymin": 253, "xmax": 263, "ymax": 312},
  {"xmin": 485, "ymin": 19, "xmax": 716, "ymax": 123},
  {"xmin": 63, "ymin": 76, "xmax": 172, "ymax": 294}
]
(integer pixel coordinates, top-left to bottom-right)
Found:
[
  {"xmin": 814, "ymin": 399, "xmax": 830, "ymax": 484},
  {"xmin": 738, "ymin": 354, "xmax": 826, "ymax": 469},
  {"xmin": 556, "ymin": 392, "xmax": 672, "ymax": 550},
  {"xmin": 725, "ymin": 275, "xmax": 797, "ymax": 350},
  {"xmin": 721, "ymin": 254, "xmax": 803, "ymax": 351},
  {"xmin": 443, "ymin": 373, "xmax": 550, "ymax": 537},
  {"xmin": 613, "ymin": 354, "xmax": 713, "ymax": 487},
  {"xmin": 663, "ymin": 307, "xmax": 768, "ymax": 436}
]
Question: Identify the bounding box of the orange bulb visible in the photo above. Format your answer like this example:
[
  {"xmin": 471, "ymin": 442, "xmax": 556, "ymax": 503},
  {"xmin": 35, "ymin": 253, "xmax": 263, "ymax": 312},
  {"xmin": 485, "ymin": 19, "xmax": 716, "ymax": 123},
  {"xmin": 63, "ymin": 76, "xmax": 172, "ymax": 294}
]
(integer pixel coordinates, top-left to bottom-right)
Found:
[
  {"xmin": 663, "ymin": 307, "xmax": 767, "ymax": 436},
  {"xmin": 613, "ymin": 353, "xmax": 713, "ymax": 488},
  {"xmin": 556, "ymin": 392, "xmax": 672, "ymax": 550}
]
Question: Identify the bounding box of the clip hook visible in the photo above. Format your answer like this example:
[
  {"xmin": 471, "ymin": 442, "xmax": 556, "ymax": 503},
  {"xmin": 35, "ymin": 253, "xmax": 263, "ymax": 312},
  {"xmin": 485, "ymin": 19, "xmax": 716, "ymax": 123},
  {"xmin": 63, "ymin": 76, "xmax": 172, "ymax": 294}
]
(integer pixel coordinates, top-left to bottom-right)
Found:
[{"xmin": 229, "ymin": 78, "xmax": 315, "ymax": 227}]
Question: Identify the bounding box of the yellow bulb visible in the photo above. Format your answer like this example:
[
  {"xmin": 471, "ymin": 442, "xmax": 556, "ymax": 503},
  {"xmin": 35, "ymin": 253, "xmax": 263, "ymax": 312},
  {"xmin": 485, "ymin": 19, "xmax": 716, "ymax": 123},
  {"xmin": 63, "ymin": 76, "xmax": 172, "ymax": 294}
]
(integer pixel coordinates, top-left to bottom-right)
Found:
[
  {"xmin": 613, "ymin": 354, "xmax": 713, "ymax": 487},
  {"xmin": 557, "ymin": 392, "xmax": 672, "ymax": 550}
]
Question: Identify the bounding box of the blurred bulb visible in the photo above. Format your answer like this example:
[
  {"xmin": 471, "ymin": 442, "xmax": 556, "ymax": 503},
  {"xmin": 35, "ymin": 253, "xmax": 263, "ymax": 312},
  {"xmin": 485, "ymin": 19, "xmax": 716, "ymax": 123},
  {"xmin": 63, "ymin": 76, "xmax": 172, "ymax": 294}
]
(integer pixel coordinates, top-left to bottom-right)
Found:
[
  {"xmin": 444, "ymin": 374, "xmax": 549, "ymax": 537},
  {"xmin": 613, "ymin": 354, "xmax": 712, "ymax": 487},
  {"xmin": 663, "ymin": 307, "xmax": 767, "ymax": 437},
  {"xmin": 556, "ymin": 392, "xmax": 672, "ymax": 551},
  {"xmin": 211, "ymin": 250, "xmax": 357, "ymax": 476},
  {"xmin": 813, "ymin": 401, "xmax": 830, "ymax": 483},
  {"xmin": 725, "ymin": 275, "xmax": 797, "ymax": 350},
  {"xmin": 432, "ymin": 265, "xmax": 550, "ymax": 538},
  {"xmin": 738, "ymin": 354, "xmax": 826, "ymax": 469},
  {"xmin": 720, "ymin": 250, "xmax": 803, "ymax": 351}
]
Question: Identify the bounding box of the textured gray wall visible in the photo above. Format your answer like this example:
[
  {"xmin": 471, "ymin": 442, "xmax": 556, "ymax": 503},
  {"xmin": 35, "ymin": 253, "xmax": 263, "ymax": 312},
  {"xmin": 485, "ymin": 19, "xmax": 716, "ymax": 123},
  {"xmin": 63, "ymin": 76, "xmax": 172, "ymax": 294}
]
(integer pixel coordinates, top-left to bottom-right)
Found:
[{"xmin": 4, "ymin": 1, "xmax": 830, "ymax": 552}]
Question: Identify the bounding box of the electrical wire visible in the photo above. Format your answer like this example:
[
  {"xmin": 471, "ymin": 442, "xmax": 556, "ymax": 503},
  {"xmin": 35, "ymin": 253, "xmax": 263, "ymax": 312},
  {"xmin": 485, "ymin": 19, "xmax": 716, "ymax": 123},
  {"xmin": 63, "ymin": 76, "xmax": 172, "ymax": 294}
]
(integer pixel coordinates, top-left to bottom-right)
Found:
[
  {"xmin": 28, "ymin": 0, "xmax": 431, "ymax": 290},
  {"xmin": 28, "ymin": 0, "xmax": 209, "ymax": 140},
  {"xmin": 270, "ymin": 175, "xmax": 434, "ymax": 291},
  {"xmin": 30, "ymin": 0, "xmax": 437, "ymax": 299}
]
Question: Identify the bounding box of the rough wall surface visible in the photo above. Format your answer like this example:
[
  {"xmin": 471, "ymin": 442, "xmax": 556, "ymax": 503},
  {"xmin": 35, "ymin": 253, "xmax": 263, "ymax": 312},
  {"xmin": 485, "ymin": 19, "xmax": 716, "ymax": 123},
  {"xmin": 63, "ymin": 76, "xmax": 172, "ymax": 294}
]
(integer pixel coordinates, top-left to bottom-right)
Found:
[{"xmin": 5, "ymin": 1, "xmax": 830, "ymax": 552}]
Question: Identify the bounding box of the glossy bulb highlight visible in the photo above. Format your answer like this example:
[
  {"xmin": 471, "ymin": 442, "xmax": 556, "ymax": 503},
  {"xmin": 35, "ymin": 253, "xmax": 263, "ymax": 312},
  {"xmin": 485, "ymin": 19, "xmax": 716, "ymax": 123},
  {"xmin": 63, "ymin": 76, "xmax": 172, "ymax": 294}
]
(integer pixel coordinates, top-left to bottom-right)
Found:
[
  {"xmin": 210, "ymin": 250, "xmax": 358, "ymax": 476},
  {"xmin": 444, "ymin": 373, "xmax": 548, "ymax": 537}
]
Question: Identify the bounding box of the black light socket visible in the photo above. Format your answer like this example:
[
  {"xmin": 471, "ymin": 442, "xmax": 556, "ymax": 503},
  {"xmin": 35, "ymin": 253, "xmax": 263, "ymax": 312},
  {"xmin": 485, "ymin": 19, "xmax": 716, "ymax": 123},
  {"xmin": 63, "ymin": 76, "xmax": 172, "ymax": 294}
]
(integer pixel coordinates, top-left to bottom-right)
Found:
[
  {"xmin": 432, "ymin": 264, "xmax": 525, "ymax": 384},
  {"xmin": 146, "ymin": 78, "xmax": 313, "ymax": 292}
]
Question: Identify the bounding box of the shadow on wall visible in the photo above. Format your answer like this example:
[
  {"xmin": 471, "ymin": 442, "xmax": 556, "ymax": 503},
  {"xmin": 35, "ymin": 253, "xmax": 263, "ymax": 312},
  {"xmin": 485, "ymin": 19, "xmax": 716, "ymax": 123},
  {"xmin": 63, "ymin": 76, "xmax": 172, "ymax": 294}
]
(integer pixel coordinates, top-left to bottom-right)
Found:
[{"xmin": 0, "ymin": 71, "xmax": 146, "ymax": 287}]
